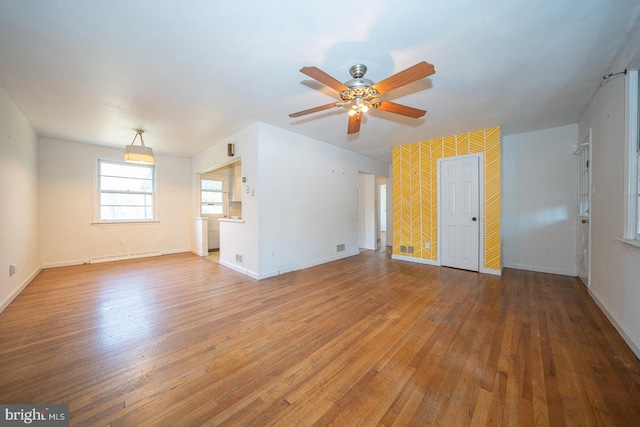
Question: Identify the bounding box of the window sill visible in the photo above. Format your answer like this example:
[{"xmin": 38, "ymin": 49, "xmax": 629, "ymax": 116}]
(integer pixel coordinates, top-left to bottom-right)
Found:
[
  {"xmin": 92, "ymin": 220, "xmax": 160, "ymax": 225},
  {"xmin": 615, "ymin": 237, "xmax": 640, "ymax": 250},
  {"xmin": 218, "ymin": 218, "xmax": 244, "ymax": 223}
]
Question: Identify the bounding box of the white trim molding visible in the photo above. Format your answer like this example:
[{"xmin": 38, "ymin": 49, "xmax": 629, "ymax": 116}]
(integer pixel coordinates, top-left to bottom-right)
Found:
[
  {"xmin": 0, "ymin": 267, "xmax": 42, "ymax": 313},
  {"xmin": 623, "ymin": 69, "xmax": 639, "ymax": 242}
]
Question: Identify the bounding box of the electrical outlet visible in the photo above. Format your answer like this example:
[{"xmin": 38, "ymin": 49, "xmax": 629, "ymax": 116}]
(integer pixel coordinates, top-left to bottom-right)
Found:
[
  {"xmin": 119, "ymin": 240, "xmax": 125, "ymax": 246},
  {"xmin": 425, "ymin": 242, "xmax": 431, "ymax": 249},
  {"xmin": 9, "ymin": 264, "xmax": 16, "ymax": 276},
  {"xmin": 271, "ymin": 251, "xmax": 276, "ymax": 257}
]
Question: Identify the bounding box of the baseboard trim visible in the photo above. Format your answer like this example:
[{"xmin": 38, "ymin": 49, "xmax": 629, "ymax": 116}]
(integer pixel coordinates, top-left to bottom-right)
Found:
[
  {"xmin": 218, "ymin": 250, "xmax": 362, "ymax": 281},
  {"xmin": 42, "ymin": 249, "xmax": 191, "ymax": 269},
  {"xmin": 218, "ymin": 259, "xmax": 255, "ymax": 278},
  {"xmin": 589, "ymin": 288, "xmax": 640, "ymax": 360},
  {"xmin": 480, "ymin": 267, "xmax": 502, "ymax": 276},
  {"xmin": 391, "ymin": 254, "xmax": 440, "ymax": 266},
  {"xmin": 90, "ymin": 251, "xmax": 162, "ymax": 264},
  {"xmin": 392, "ymin": 255, "xmax": 502, "ymax": 275},
  {"xmin": 42, "ymin": 259, "xmax": 88, "ymax": 269},
  {"xmin": 0, "ymin": 267, "xmax": 42, "ymax": 313},
  {"xmin": 503, "ymin": 262, "xmax": 576, "ymax": 276}
]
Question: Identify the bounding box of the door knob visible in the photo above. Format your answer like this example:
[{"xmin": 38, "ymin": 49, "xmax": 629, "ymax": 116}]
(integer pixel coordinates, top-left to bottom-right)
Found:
[{"xmin": 472, "ymin": 217, "xmax": 477, "ymax": 221}]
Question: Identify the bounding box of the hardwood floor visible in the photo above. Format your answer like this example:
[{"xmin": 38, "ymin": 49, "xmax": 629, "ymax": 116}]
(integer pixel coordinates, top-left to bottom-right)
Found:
[{"xmin": 1, "ymin": 250, "xmax": 639, "ymax": 426}]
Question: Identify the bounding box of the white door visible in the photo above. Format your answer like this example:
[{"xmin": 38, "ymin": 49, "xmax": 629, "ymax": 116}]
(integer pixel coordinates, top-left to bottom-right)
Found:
[
  {"xmin": 440, "ymin": 155, "xmax": 480, "ymax": 271},
  {"xmin": 379, "ymin": 183, "xmax": 387, "ymax": 247},
  {"xmin": 380, "ymin": 184, "xmax": 387, "ymax": 232},
  {"xmin": 575, "ymin": 132, "xmax": 591, "ymax": 287},
  {"xmin": 358, "ymin": 173, "xmax": 377, "ymax": 250}
]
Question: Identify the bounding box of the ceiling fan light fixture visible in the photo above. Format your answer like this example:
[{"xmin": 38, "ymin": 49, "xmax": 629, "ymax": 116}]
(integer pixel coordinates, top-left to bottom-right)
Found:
[
  {"xmin": 289, "ymin": 61, "xmax": 435, "ymax": 134},
  {"xmin": 349, "ymin": 97, "xmax": 369, "ymax": 115},
  {"xmin": 124, "ymin": 129, "xmax": 155, "ymax": 164}
]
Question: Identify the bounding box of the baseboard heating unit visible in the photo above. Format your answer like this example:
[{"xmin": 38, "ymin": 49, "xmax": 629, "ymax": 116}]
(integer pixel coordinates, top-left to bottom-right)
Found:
[{"xmin": 90, "ymin": 251, "xmax": 162, "ymax": 264}]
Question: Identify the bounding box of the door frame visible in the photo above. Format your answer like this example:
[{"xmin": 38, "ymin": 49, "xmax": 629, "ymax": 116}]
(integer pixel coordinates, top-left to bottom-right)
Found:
[
  {"xmin": 378, "ymin": 180, "xmax": 387, "ymax": 247},
  {"xmin": 437, "ymin": 153, "xmax": 485, "ymax": 271},
  {"xmin": 198, "ymin": 158, "xmax": 242, "ymax": 254},
  {"xmin": 357, "ymin": 172, "xmax": 377, "ymax": 251},
  {"xmin": 575, "ymin": 129, "xmax": 591, "ymax": 288}
]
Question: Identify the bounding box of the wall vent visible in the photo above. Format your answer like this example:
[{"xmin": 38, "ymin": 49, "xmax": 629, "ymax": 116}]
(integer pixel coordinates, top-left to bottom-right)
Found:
[
  {"xmin": 407, "ymin": 246, "xmax": 414, "ymax": 254},
  {"xmin": 336, "ymin": 243, "xmax": 346, "ymax": 252},
  {"xmin": 235, "ymin": 254, "xmax": 244, "ymax": 264},
  {"xmin": 400, "ymin": 245, "xmax": 407, "ymax": 253},
  {"xmin": 90, "ymin": 251, "xmax": 161, "ymax": 264}
]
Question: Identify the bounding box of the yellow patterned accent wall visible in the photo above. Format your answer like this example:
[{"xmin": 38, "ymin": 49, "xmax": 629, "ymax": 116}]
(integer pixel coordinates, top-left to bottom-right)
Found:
[{"xmin": 391, "ymin": 127, "xmax": 501, "ymax": 271}]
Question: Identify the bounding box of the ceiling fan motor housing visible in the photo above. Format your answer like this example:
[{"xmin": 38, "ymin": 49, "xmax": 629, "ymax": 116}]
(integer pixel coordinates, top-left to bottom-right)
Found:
[
  {"xmin": 341, "ymin": 64, "xmax": 378, "ymax": 102},
  {"xmin": 344, "ymin": 64, "xmax": 375, "ymax": 88},
  {"xmin": 349, "ymin": 64, "xmax": 367, "ymax": 78}
]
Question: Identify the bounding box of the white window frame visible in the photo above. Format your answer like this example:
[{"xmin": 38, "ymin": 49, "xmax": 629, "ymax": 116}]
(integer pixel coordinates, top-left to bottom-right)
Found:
[
  {"xmin": 623, "ymin": 69, "xmax": 640, "ymax": 244},
  {"xmin": 200, "ymin": 176, "xmax": 226, "ymax": 217},
  {"xmin": 94, "ymin": 159, "xmax": 158, "ymax": 223}
]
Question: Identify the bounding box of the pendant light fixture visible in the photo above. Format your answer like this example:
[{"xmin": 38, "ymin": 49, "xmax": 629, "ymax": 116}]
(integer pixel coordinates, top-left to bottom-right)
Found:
[{"xmin": 124, "ymin": 129, "xmax": 155, "ymax": 164}]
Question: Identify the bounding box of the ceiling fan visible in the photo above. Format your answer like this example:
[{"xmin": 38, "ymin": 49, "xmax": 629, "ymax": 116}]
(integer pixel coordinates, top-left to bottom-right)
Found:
[{"xmin": 289, "ymin": 61, "xmax": 435, "ymax": 134}]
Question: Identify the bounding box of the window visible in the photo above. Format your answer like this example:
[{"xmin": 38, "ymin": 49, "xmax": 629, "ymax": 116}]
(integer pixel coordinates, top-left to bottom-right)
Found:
[
  {"xmin": 577, "ymin": 144, "xmax": 589, "ymax": 219},
  {"xmin": 624, "ymin": 69, "xmax": 640, "ymax": 242},
  {"xmin": 201, "ymin": 178, "xmax": 224, "ymax": 215},
  {"xmin": 98, "ymin": 160, "xmax": 155, "ymax": 221},
  {"xmin": 636, "ymin": 77, "xmax": 640, "ymax": 240},
  {"xmin": 635, "ymin": 137, "xmax": 640, "ymax": 240},
  {"xmin": 637, "ymin": 149, "xmax": 640, "ymax": 238}
]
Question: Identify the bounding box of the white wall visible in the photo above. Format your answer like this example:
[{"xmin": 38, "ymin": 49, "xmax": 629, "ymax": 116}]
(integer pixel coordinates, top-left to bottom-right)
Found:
[
  {"xmin": 191, "ymin": 123, "xmax": 260, "ymax": 276},
  {"xmin": 502, "ymin": 124, "xmax": 578, "ymax": 275},
  {"xmin": 256, "ymin": 123, "xmax": 388, "ymax": 279},
  {"xmin": 578, "ymin": 50, "xmax": 640, "ymax": 356},
  {"xmin": 0, "ymin": 85, "xmax": 40, "ymax": 311},
  {"xmin": 191, "ymin": 122, "xmax": 389, "ymax": 279},
  {"xmin": 39, "ymin": 138, "xmax": 192, "ymax": 267}
]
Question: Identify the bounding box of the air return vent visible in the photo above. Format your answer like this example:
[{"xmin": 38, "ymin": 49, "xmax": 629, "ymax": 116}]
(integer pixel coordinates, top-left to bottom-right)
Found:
[{"xmin": 336, "ymin": 243, "xmax": 346, "ymax": 252}]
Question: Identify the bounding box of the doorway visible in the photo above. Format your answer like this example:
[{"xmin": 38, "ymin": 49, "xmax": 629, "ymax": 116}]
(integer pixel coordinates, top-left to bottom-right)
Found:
[
  {"xmin": 200, "ymin": 173, "xmax": 227, "ymax": 252},
  {"xmin": 439, "ymin": 154, "xmax": 480, "ymax": 271},
  {"xmin": 575, "ymin": 130, "xmax": 591, "ymax": 287},
  {"xmin": 199, "ymin": 159, "xmax": 242, "ymax": 260},
  {"xmin": 358, "ymin": 172, "xmax": 376, "ymax": 251},
  {"xmin": 379, "ymin": 181, "xmax": 387, "ymax": 247}
]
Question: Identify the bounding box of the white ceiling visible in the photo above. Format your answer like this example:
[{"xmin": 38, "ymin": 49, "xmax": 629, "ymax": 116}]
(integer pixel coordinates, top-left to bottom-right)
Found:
[{"xmin": 1, "ymin": 1, "xmax": 639, "ymax": 163}]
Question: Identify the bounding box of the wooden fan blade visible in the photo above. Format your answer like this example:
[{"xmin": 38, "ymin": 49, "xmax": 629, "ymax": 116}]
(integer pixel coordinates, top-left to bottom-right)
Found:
[
  {"xmin": 373, "ymin": 100, "xmax": 426, "ymax": 118},
  {"xmin": 347, "ymin": 113, "xmax": 361, "ymax": 134},
  {"xmin": 300, "ymin": 66, "xmax": 350, "ymax": 92},
  {"xmin": 372, "ymin": 61, "xmax": 435, "ymax": 95},
  {"xmin": 289, "ymin": 103, "xmax": 339, "ymax": 118}
]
